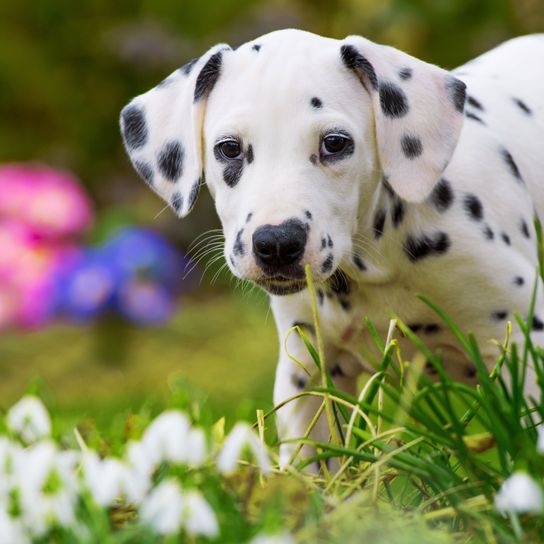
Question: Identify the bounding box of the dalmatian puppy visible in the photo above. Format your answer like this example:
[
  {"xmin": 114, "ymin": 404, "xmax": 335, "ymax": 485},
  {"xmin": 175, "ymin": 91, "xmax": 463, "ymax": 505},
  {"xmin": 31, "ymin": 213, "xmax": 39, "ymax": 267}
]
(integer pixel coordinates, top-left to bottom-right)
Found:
[{"xmin": 120, "ymin": 29, "xmax": 544, "ymax": 466}]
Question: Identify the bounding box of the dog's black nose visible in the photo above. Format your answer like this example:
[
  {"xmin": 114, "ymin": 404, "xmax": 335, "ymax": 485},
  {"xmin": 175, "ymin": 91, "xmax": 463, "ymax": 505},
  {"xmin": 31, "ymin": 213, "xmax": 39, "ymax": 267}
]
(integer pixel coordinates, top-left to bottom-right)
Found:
[{"xmin": 252, "ymin": 219, "xmax": 307, "ymax": 269}]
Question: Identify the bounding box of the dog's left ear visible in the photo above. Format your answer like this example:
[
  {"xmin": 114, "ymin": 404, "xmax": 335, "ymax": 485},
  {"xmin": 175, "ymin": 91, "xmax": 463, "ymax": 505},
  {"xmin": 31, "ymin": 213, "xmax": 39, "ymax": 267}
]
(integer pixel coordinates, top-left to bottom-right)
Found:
[
  {"xmin": 120, "ymin": 43, "xmax": 231, "ymax": 217},
  {"xmin": 341, "ymin": 36, "xmax": 466, "ymax": 202}
]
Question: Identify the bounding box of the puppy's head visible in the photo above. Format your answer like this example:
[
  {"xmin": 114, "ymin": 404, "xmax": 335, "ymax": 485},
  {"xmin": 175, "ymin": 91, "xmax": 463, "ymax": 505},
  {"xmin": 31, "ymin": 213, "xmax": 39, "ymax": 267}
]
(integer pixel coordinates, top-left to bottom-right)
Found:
[{"xmin": 120, "ymin": 29, "xmax": 465, "ymax": 296}]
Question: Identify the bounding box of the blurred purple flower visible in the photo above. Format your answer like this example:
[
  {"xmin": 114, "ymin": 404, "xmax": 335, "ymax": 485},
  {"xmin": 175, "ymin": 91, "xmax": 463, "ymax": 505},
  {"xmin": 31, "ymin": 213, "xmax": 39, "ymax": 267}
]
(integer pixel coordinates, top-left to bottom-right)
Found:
[{"xmin": 116, "ymin": 279, "xmax": 175, "ymax": 325}]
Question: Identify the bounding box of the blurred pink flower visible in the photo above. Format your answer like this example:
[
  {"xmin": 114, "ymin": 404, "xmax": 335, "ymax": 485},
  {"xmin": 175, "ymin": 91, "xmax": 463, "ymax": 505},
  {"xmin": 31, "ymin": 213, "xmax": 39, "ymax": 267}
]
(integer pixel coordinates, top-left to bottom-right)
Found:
[{"xmin": 0, "ymin": 164, "xmax": 93, "ymax": 240}]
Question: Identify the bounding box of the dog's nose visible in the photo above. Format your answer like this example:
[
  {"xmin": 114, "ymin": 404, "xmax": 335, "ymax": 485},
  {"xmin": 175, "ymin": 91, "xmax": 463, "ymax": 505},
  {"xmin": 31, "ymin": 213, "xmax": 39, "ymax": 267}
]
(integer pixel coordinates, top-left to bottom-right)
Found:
[{"xmin": 252, "ymin": 220, "xmax": 307, "ymax": 268}]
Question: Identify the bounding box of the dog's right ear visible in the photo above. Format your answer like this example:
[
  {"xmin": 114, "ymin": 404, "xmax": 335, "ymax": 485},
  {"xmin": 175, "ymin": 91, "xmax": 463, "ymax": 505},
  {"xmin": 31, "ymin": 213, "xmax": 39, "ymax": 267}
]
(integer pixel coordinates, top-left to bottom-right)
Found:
[{"xmin": 120, "ymin": 44, "xmax": 231, "ymax": 217}]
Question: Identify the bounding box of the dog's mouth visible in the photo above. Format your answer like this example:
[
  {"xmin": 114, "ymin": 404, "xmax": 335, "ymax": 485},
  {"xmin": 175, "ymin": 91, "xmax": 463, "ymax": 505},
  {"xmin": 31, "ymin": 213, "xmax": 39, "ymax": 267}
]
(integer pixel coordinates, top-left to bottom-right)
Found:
[{"xmin": 256, "ymin": 273, "xmax": 307, "ymax": 296}]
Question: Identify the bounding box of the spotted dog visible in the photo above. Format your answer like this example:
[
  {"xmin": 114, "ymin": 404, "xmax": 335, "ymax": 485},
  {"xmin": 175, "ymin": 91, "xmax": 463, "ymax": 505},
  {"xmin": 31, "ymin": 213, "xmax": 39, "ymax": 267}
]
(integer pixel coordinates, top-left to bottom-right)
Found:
[{"xmin": 120, "ymin": 30, "xmax": 544, "ymax": 467}]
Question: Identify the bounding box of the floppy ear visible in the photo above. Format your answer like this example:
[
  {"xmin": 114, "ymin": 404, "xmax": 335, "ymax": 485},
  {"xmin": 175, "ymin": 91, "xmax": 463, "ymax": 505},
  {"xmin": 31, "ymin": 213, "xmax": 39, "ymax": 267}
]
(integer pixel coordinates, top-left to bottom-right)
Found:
[
  {"xmin": 341, "ymin": 36, "xmax": 466, "ymax": 202},
  {"xmin": 120, "ymin": 43, "xmax": 231, "ymax": 217}
]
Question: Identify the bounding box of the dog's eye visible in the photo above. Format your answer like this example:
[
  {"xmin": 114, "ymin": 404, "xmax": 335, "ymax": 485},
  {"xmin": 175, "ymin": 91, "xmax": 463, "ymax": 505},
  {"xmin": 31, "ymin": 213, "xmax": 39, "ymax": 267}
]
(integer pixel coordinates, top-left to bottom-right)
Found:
[
  {"xmin": 216, "ymin": 139, "xmax": 242, "ymax": 160},
  {"xmin": 321, "ymin": 134, "xmax": 351, "ymax": 156}
]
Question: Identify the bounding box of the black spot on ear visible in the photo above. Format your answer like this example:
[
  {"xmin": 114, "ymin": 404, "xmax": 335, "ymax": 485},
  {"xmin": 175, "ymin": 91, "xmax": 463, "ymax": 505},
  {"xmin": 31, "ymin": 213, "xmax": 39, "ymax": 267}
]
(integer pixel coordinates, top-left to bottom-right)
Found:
[
  {"xmin": 483, "ymin": 225, "xmax": 494, "ymax": 240},
  {"xmin": 252, "ymin": 44, "xmax": 261, "ymax": 52},
  {"xmin": 171, "ymin": 192, "xmax": 183, "ymax": 214},
  {"xmin": 466, "ymin": 112, "xmax": 485, "ymax": 125},
  {"xmin": 533, "ymin": 316, "xmax": 544, "ymax": 331},
  {"xmin": 492, "ymin": 310, "xmax": 508, "ymax": 320},
  {"xmin": 463, "ymin": 194, "xmax": 483, "ymax": 221},
  {"xmin": 181, "ymin": 58, "xmax": 198, "ymax": 75},
  {"xmin": 514, "ymin": 276, "xmax": 525, "ymax": 286},
  {"xmin": 467, "ymin": 96, "xmax": 484, "ymax": 110},
  {"xmin": 133, "ymin": 160, "xmax": 154, "ymax": 186},
  {"xmin": 399, "ymin": 67, "xmax": 412, "ymax": 80},
  {"xmin": 340, "ymin": 45, "xmax": 378, "ymax": 90},
  {"xmin": 121, "ymin": 105, "xmax": 148, "ymax": 150},
  {"xmin": 233, "ymin": 228, "xmax": 245, "ymax": 257},
  {"xmin": 373, "ymin": 209, "xmax": 386, "ymax": 239},
  {"xmin": 382, "ymin": 176, "xmax": 395, "ymax": 197},
  {"xmin": 309, "ymin": 154, "xmax": 318, "ymax": 165},
  {"xmin": 246, "ymin": 212, "xmax": 253, "ymax": 223},
  {"xmin": 187, "ymin": 177, "xmax": 202, "ymax": 211},
  {"xmin": 501, "ymin": 148, "xmax": 522, "ymax": 182},
  {"xmin": 329, "ymin": 270, "xmax": 350, "ymax": 296},
  {"xmin": 520, "ymin": 219, "xmax": 530, "ymax": 239},
  {"xmin": 404, "ymin": 232, "xmax": 450, "ymax": 262},
  {"xmin": 501, "ymin": 232, "xmax": 511, "ymax": 245},
  {"xmin": 321, "ymin": 254, "xmax": 334, "ymax": 273},
  {"xmin": 194, "ymin": 50, "xmax": 225, "ymax": 102},
  {"xmin": 246, "ymin": 144, "xmax": 254, "ymax": 164},
  {"xmin": 311, "ymin": 97, "xmax": 323, "ymax": 109},
  {"xmin": 379, "ymin": 82, "xmax": 409, "ymax": 118},
  {"xmin": 401, "ymin": 134, "xmax": 423, "ymax": 159},
  {"xmin": 429, "ymin": 178, "xmax": 454, "ymax": 212},
  {"xmin": 305, "ymin": 210, "xmax": 312, "ymax": 220},
  {"xmin": 158, "ymin": 141, "xmax": 184, "ymax": 182},
  {"xmin": 392, "ymin": 199, "xmax": 405, "ymax": 227},
  {"xmin": 353, "ymin": 254, "xmax": 366, "ymax": 271},
  {"xmin": 223, "ymin": 160, "xmax": 244, "ymax": 188},
  {"xmin": 446, "ymin": 77, "xmax": 466, "ymax": 113},
  {"xmin": 513, "ymin": 97, "xmax": 532, "ymax": 115}
]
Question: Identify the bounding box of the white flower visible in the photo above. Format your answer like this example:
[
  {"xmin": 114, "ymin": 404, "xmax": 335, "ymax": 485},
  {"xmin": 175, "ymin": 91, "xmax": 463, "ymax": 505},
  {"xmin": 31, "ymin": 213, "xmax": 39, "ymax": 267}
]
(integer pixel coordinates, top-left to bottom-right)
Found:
[
  {"xmin": 7, "ymin": 396, "xmax": 51, "ymax": 443},
  {"xmin": 537, "ymin": 425, "xmax": 544, "ymax": 454},
  {"xmin": 217, "ymin": 422, "xmax": 271, "ymax": 474},
  {"xmin": 141, "ymin": 410, "xmax": 191, "ymax": 465},
  {"xmin": 186, "ymin": 428, "xmax": 208, "ymax": 467},
  {"xmin": 140, "ymin": 479, "xmax": 184, "ymax": 535},
  {"xmin": 249, "ymin": 531, "xmax": 295, "ymax": 544},
  {"xmin": 495, "ymin": 471, "xmax": 543, "ymax": 514},
  {"xmin": 183, "ymin": 490, "xmax": 218, "ymax": 538},
  {"xmin": 0, "ymin": 510, "xmax": 29, "ymax": 544}
]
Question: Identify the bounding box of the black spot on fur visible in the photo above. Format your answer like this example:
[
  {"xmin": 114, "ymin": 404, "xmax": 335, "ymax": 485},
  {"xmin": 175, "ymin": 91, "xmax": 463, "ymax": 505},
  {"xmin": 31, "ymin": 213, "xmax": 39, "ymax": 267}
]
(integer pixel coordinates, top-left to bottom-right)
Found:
[
  {"xmin": 373, "ymin": 209, "xmax": 386, "ymax": 239},
  {"xmin": 170, "ymin": 192, "xmax": 183, "ymax": 213},
  {"xmin": 246, "ymin": 212, "xmax": 253, "ymax": 223},
  {"xmin": 492, "ymin": 310, "xmax": 508, "ymax": 320},
  {"xmin": 429, "ymin": 179, "xmax": 454, "ymax": 212},
  {"xmin": 329, "ymin": 270, "xmax": 350, "ymax": 296},
  {"xmin": 399, "ymin": 67, "xmax": 412, "ymax": 80},
  {"xmin": 464, "ymin": 194, "xmax": 483, "ymax": 221},
  {"xmin": 194, "ymin": 50, "xmax": 225, "ymax": 102},
  {"xmin": 404, "ymin": 232, "xmax": 450, "ymax": 262},
  {"xmin": 379, "ymin": 82, "xmax": 409, "ymax": 118},
  {"xmin": 514, "ymin": 276, "xmax": 525, "ymax": 286},
  {"xmin": 252, "ymin": 44, "xmax": 261, "ymax": 52},
  {"xmin": 382, "ymin": 176, "xmax": 395, "ymax": 197},
  {"xmin": 133, "ymin": 160, "xmax": 154, "ymax": 186},
  {"xmin": 317, "ymin": 289, "xmax": 324, "ymax": 305},
  {"xmin": 340, "ymin": 45, "xmax": 378, "ymax": 90},
  {"xmin": 121, "ymin": 105, "xmax": 148, "ymax": 150},
  {"xmin": 233, "ymin": 229, "xmax": 245, "ymax": 257},
  {"xmin": 424, "ymin": 324, "xmax": 440, "ymax": 334},
  {"xmin": 408, "ymin": 323, "xmax": 422, "ymax": 333},
  {"xmin": 392, "ymin": 199, "xmax": 405, "ymax": 227},
  {"xmin": 320, "ymin": 237, "xmax": 327, "ymax": 250},
  {"xmin": 305, "ymin": 210, "xmax": 312, "ymax": 220},
  {"xmin": 311, "ymin": 97, "xmax": 323, "ymax": 109},
  {"xmin": 187, "ymin": 178, "xmax": 202, "ymax": 211},
  {"xmin": 223, "ymin": 161, "xmax": 244, "ymax": 188},
  {"xmin": 401, "ymin": 134, "xmax": 423, "ymax": 159},
  {"xmin": 513, "ymin": 97, "xmax": 532, "ymax": 115},
  {"xmin": 533, "ymin": 316, "xmax": 544, "ymax": 331},
  {"xmin": 182, "ymin": 58, "xmax": 198, "ymax": 75},
  {"xmin": 464, "ymin": 366, "xmax": 477, "ymax": 379},
  {"xmin": 483, "ymin": 225, "xmax": 494, "ymax": 240},
  {"xmin": 425, "ymin": 361, "xmax": 438, "ymax": 375},
  {"xmin": 327, "ymin": 234, "xmax": 333, "ymax": 248},
  {"xmin": 501, "ymin": 148, "xmax": 522, "ymax": 181},
  {"xmin": 353, "ymin": 254, "xmax": 366, "ymax": 271},
  {"xmin": 330, "ymin": 364, "xmax": 345, "ymax": 378},
  {"xmin": 246, "ymin": 144, "xmax": 254, "ymax": 164},
  {"xmin": 321, "ymin": 254, "xmax": 334, "ymax": 273},
  {"xmin": 291, "ymin": 374, "xmax": 307, "ymax": 389},
  {"xmin": 467, "ymin": 96, "xmax": 484, "ymax": 110},
  {"xmin": 158, "ymin": 141, "xmax": 184, "ymax": 182},
  {"xmin": 339, "ymin": 299, "xmax": 351, "ymax": 311},
  {"xmin": 465, "ymin": 112, "xmax": 485, "ymax": 124},
  {"xmin": 501, "ymin": 232, "xmax": 511, "ymax": 245},
  {"xmin": 309, "ymin": 154, "xmax": 318, "ymax": 165},
  {"xmin": 520, "ymin": 219, "xmax": 530, "ymax": 239},
  {"xmin": 446, "ymin": 77, "xmax": 466, "ymax": 113}
]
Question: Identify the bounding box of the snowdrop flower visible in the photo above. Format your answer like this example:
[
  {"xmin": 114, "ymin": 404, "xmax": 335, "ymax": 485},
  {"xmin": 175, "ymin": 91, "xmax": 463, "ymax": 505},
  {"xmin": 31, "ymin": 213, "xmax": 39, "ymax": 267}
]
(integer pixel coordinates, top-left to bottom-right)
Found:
[
  {"xmin": 495, "ymin": 471, "xmax": 543, "ymax": 514},
  {"xmin": 186, "ymin": 427, "xmax": 208, "ymax": 467},
  {"xmin": 217, "ymin": 422, "xmax": 271, "ymax": 474},
  {"xmin": 141, "ymin": 410, "xmax": 191, "ymax": 465},
  {"xmin": 249, "ymin": 531, "xmax": 295, "ymax": 544},
  {"xmin": 7, "ymin": 396, "xmax": 51, "ymax": 443},
  {"xmin": 0, "ymin": 510, "xmax": 29, "ymax": 544},
  {"xmin": 126, "ymin": 439, "xmax": 154, "ymax": 477},
  {"xmin": 140, "ymin": 479, "xmax": 184, "ymax": 535},
  {"xmin": 183, "ymin": 490, "xmax": 218, "ymax": 538}
]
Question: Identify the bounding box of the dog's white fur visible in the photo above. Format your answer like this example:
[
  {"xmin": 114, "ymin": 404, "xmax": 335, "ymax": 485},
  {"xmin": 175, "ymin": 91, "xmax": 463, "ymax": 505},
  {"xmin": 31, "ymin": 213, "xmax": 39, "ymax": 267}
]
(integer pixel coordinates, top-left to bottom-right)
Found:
[{"xmin": 121, "ymin": 30, "xmax": 544, "ymax": 466}]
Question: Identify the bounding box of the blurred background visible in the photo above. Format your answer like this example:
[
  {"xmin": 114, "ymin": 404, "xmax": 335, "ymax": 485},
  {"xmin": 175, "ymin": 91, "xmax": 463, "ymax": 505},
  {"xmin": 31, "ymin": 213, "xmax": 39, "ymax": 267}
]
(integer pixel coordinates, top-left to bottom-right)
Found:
[{"xmin": 0, "ymin": 0, "xmax": 543, "ymax": 429}]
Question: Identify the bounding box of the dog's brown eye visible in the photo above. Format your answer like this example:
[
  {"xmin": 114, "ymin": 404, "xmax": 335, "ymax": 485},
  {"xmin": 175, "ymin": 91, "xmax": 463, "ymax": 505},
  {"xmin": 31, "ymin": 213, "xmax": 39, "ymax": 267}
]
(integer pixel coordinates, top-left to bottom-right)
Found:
[
  {"xmin": 321, "ymin": 134, "xmax": 350, "ymax": 155},
  {"xmin": 216, "ymin": 139, "xmax": 242, "ymax": 160}
]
